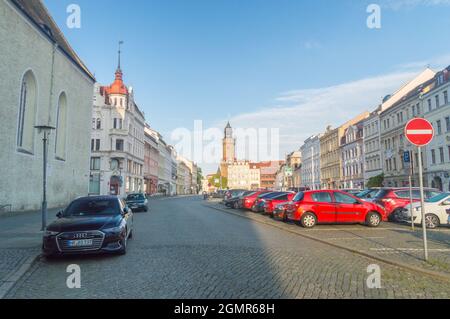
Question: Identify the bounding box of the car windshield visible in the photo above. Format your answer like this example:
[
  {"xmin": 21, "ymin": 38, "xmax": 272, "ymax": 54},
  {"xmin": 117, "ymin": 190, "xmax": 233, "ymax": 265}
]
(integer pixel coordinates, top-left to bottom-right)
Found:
[
  {"xmin": 356, "ymin": 189, "xmax": 378, "ymax": 198},
  {"xmin": 64, "ymin": 199, "xmax": 120, "ymax": 217},
  {"xmin": 373, "ymin": 189, "xmax": 390, "ymax": 199},
  {"xmin": 293, "ymin": 192, "xmax": 304, "ymax": 202},
  {"xmin": 425, "ymin": 193, "xmax": 450, "ymax": 203},
  {"xmin": 127, "ymin": 194, "xmax": 145, "ymax": 200}
]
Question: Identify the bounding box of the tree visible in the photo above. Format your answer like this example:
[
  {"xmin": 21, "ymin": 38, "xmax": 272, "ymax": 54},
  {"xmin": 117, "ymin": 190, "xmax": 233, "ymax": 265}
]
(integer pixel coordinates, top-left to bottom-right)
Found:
[
  {"xmin": 367, "ymin": 174, "xmax": 384, "ymax": 188},
  {"xmin": 208, "ymin": 173, "xmax": 228, "ymax": 189},
  {"xmin": 197, "ymin": 167, "xmax": 203, "ymax": 187}
]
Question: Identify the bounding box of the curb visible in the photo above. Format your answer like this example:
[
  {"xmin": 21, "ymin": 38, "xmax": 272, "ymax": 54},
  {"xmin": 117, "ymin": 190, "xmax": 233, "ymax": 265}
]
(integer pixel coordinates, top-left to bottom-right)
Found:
[
  {"xmin": 0, "ymin": 254, "xmax": 40, "ymax": 299},
  {"xmin": 204, "ymin": 202, "xmax": 450, "ymax": 283}
]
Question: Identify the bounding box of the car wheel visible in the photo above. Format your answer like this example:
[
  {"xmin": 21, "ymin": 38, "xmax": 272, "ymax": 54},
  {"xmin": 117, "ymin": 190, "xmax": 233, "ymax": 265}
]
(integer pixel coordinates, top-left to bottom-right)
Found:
[
  {"xmin": 366, "ymin": 212, "xmax": 381, "ymax": 227},
  {"xmin": 389, "ymin": 209, "xmax": 402, "ymax": 222},
  {"xmin": 300, "ymin": 213, "xmax": 317, "ymax": 228},
  {"xmin": 233, "ymin": 202, "xmax": 239, "ymax": 209},
  {"xmin": 144, "ymin": 207, "xmax": 148, "ymax": 212},
  {"xmin": 425, "ymin": 214, "xmax": 440, "ymax": 229}
]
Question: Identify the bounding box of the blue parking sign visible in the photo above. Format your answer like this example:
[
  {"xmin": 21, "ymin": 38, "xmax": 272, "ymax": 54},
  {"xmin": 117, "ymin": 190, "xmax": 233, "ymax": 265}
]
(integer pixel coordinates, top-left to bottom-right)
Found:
[{"xmin": 403, "ymin": 151, "xmax": 411, "ymax": 163}]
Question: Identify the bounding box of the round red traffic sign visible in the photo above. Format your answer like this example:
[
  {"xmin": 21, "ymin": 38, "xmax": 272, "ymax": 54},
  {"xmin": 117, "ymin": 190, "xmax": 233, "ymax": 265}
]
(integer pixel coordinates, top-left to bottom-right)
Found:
[{"xmin": 405, "ymin": 118, "xmax": 434, "ymax": 146}]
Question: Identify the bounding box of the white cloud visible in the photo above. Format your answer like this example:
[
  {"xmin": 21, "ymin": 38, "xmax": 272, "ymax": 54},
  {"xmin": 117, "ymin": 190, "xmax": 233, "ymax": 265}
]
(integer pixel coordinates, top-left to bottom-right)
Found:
[
  {"xmin": 224, "ymin": 71, "xmax": 417, "ymax": 160},
  {"xmin": 304, "ymin": 41, "xmax": 322, "ymax": 50},
  {"xmin": 395, "ymin": 53, "xmax": 450, "ymax": 71},
  {"xmin": 381, "ymin": 0, "xmax": 450, "ymax": 10}
]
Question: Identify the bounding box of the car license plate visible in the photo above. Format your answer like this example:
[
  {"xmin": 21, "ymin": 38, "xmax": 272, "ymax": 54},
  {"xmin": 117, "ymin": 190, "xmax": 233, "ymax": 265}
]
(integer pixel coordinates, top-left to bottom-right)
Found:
[{"xmin": 68, "ymin": 239, "xmax": 93, "ymax": 247}]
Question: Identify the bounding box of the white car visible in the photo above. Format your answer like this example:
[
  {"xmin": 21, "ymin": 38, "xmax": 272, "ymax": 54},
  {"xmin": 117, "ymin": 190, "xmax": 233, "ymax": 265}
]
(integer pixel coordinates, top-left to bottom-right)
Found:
[{"xmin": 399, "ymin": 192, "xmax": 450, "ymax": 229}]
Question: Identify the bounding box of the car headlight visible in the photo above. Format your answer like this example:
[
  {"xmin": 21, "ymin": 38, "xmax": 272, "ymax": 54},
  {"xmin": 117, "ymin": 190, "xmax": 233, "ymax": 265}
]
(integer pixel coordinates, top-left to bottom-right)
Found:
[
  {"xmin": 44, "ymin": 230, "xmax": 59, "ymax": 236},
  {"xmin": 103, "ymin": 226, "xmax": 123, "ymax": 234}
]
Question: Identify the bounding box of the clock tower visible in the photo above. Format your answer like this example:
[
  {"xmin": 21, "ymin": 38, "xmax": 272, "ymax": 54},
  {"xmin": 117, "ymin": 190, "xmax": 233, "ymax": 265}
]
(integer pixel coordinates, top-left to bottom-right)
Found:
[{"xmin": 223, "ymin": 122, "xmax": 236, "ymax": 163}]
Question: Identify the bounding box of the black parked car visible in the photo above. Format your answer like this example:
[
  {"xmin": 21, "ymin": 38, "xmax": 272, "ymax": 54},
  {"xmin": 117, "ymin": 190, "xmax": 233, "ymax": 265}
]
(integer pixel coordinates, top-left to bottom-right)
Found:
[
  {"xmin": 224, "ymin": 191, "xmax": 256, "ymax": 209},
  {"xmin": 252, "ymin": 192, "xmax": 289, "ymax": 213},
  {"xmin": 125, "ymin": 193, "xmax": 148, "ymax": 212},
  {"xmin": 42, "ymin": 196, "xmax": 134, "ymax": 257}
]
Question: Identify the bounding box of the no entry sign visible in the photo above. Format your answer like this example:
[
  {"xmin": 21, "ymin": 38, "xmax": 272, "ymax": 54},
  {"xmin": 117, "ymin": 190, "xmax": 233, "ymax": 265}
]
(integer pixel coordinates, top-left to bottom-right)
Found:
[{"xmin": 405, "ymin": 118, "xmax": 434, "ymax": 147}]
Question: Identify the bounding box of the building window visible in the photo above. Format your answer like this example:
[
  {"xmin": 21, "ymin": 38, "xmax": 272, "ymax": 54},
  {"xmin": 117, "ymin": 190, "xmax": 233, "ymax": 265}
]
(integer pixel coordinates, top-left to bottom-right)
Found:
[
  {"xmin": 90, "ymin": 157, "xmax": 101, "ymax": 170},
  {"xmin": 116, "ymin": 139, "xmax": 124, "ymax": 151},
  {"xmin": 444, "ymin": 91, "xmax": 449, "ymax": 105},
  {"xmin": 17, "ymin": 70, "xmax": 37, "ymax": 153},
  {"xmin": 428, "ymin": 99, "xmax": 432, "ymax": 111},
  {"xmin": 445, "ymin": 117, "xmax": 450, "ymax": 132},
  {"xmin": 439, "ymin": 147, "xmax": 444, "ymax": 163},
  {"xmin": 96, "ymin": 118, "xmax": 101, "ymax": 130},
  {"xmin": 437, "ymin": 120, "xmax": 442, "ymax": 135},
  {"xmin": 431, "ymin": 149, "xmax": 436, "ymax": 165},
  {"xmin": 435, "ymin": 95, "xmax": 440, "ymax": 108},
  {"xmin": 55, "ymin": 93, "xmax": 67, "ymax": 160},
  {"xmin": 416, "ymin": 103, "xmax": 421, "ymax": 115},
  {"xmin": 113, "ymin": 118, "xmax": 122, "ymax": 129},
  {"xmin": 91, "ymin": 139, "xmax": 100, "ymax": 151}
]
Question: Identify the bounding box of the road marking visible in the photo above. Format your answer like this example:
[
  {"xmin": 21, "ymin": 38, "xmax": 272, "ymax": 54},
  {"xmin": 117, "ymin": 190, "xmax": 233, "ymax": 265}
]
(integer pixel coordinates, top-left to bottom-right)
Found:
[
  {"xmin": 326, "ymin": 237, "xmax": 385, "ymax": 241},
  {"xmin": 371, "ymin": 248, "xmax": 450, "ymax": 252}
]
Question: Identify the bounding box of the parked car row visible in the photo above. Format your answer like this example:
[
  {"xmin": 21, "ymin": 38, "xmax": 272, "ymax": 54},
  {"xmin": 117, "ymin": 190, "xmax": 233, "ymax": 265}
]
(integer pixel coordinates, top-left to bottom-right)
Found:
[
  {"xmin": 222, "ymin": 189, "xmax": 388, "ymax": 228},
  {"xmin": 221, "ymin": 187, "xmax": 450, "ymax": 229},
  {"xmin": 42, "ymin": 192, "xmax": 150, "ymax": 257}
]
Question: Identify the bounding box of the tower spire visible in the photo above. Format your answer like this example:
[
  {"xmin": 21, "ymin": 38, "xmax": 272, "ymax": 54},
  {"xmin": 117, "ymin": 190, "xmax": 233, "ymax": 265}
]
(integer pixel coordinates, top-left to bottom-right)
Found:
[{"xmin": 118, "ymin": 40, "xmax": 124, "ymax": 71}]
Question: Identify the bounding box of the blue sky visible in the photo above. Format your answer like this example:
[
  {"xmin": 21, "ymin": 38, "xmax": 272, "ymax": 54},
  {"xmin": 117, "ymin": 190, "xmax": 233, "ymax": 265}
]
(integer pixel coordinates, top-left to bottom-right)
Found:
[{"xmin": 44, "ymin": 0, "xmax": 450, "ymax": 173}]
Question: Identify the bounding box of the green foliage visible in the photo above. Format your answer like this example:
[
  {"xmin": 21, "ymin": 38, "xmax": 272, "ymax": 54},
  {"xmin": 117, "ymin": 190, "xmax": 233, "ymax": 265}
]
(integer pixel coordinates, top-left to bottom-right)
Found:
[
  {"xmin": 367, "ymin": 174, "xmax": 384, "ymax": 188},
  {"xmin": 208, "ymin": 173, "xmax": 228, "ymax": 189}
]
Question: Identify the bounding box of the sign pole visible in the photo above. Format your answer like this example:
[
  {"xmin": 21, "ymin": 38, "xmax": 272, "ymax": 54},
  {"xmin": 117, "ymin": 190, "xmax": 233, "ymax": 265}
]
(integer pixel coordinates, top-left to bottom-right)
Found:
[
  {"xmin": 409, "ymin": 150, "xmax": 414, "ymax": 231},
  {"xmin": 417, "ymin": 146, "xmax": 428, "ymax": 261}
]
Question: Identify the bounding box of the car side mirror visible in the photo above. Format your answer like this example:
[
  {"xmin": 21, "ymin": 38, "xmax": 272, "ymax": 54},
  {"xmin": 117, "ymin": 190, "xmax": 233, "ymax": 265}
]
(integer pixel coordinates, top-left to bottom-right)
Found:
[
  {"xmin": 123, "ymin": 207, "xmax": 130, "ymax": 215},
  {"xmin": 56, "ymin": 211, "xmax": 63, "ymax": 218},
  {"xmin": 442, "ymin": 200, "xmax": 450, "ymax": 206}
]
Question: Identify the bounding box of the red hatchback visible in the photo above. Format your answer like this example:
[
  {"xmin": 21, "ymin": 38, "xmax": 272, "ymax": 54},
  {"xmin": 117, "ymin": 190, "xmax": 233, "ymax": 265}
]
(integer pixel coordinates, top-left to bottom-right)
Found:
[
  {"xmin": 372, "ymin": 187, "xmax": 442, "ymax": 220},
  {"xmin": 241, "ymin": 191, "xmax": 271, "ymax": 210},
  {"xmin": 286, "ymin": 190, "xmax": 387, "ymax": 228},
  {"xmin": 263, "ymin": 193, "xmax": 296, "ymax": 217}
]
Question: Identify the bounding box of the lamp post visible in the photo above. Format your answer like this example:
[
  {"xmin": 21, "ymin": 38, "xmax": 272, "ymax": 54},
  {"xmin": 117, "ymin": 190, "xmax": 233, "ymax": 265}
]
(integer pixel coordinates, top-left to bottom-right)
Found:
[{"xmin": 35, "ymin": 125, "xmax": 55, "ymax": 231}]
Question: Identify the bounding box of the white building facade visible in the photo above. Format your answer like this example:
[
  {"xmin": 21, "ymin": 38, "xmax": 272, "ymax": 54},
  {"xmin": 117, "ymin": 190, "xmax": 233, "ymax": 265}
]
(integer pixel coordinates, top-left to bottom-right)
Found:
[
  {"xmin": 424, "ymin": 67, "xmax": 450, "ymax": 191},
  {"xmin": 341, "ymin": 123, "xmax": 365, "ymax": 190},
  {"xmin": 0, "ymin": 0, "xmax": 95, "ymax": 211},
  {"xmin": 300, "ymin": 134, "xmax": 322, "ymax": 190},
  {"xmin": 89, "ymin": 63, "xmax": 145, "ymax": 196},
  {"xmin": 227, "ymin": 161, "xmax": 260, "ymax": 190},
  {"xmin": 363, "ymin": 110, "xmax": 382, "ymax": 185}
]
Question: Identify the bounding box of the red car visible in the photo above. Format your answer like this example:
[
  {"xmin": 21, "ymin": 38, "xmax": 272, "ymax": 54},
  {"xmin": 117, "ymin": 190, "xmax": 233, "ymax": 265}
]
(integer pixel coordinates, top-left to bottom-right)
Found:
[
  {"xmin": 263, "ymin": 193, "xmax": 296, "ymax": 217},
  {"xmin": 286, "ymin": 190, "xmax": 387, "ymax": 228},
  {"xmin": 240, "ymin": 191, "xmax": 271, "ymax": 210},
  {"xmin": 372, "ymin": 187, "xmax": 442, "ymax": 220}
]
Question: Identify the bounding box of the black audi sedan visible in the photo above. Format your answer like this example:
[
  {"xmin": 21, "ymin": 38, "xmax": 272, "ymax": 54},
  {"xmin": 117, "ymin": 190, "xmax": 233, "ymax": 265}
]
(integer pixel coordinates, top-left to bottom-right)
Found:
[{"xmin": 42, "ymin": 196, "xmax": 133, "ymax": 257}]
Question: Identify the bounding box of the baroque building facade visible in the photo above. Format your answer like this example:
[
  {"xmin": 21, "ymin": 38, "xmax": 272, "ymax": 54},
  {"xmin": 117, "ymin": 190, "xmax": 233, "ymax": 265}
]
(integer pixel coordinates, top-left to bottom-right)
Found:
[{"xmin": 89, "ymin": 58, "xmax": 145, "ymax": 196}]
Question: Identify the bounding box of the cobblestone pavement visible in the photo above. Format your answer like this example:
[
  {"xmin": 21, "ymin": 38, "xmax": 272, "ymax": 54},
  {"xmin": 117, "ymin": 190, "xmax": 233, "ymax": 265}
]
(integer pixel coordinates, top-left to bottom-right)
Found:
[
  {"xmin": 6, "ymin": 197, "xmax": 450, "ymax": 299},
  {"xmin": 207, "ymin": 200, "xmax": 450, "ymax": 276},
  {"xmin": 0, "ymin": 208, "xmax": 60, "ymax": 287}
]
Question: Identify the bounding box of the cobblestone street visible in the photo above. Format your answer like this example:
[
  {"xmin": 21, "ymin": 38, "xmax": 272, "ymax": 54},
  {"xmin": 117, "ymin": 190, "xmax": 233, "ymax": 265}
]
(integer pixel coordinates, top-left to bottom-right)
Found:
[{"xmin": 5, "ymin": 197, "xmax": 450, "ymax": 299}]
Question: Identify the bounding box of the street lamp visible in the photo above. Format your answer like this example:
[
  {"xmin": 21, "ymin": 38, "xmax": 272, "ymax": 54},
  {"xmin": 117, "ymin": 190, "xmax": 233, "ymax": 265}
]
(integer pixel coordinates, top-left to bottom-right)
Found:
[{"xmin": 35, "ymin": 125, "xmax": 56, "ymax": 231}]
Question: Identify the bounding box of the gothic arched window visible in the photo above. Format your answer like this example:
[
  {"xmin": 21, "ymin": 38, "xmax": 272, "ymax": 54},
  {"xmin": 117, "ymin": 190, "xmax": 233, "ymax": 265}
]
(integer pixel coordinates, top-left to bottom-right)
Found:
[
  {"xmin": 55, "ymin": 93, "xmax": 67, "ymax": 160},
  {"xmin": 17, "ymin": 70, "xmax": 37, "ymax": 153}
]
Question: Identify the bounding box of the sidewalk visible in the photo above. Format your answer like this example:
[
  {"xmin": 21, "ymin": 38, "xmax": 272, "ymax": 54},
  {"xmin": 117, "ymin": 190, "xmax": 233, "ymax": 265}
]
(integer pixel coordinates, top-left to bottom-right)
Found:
[{"xmin": 0, "ymin": 207, "xmax": 60, "ymax": 298}]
